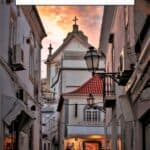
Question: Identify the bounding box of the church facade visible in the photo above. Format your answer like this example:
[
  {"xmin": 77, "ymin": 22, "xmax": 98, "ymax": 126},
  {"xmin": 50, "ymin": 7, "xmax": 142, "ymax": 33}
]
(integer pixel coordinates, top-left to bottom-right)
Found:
[{"xmin": 46, "ymin": 17, "xmax": 106, "ymax": 150}]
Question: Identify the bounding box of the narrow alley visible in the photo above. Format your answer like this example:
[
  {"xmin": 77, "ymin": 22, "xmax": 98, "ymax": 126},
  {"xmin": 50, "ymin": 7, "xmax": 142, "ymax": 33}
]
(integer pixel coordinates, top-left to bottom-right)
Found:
[{"xmin": 0, "ymin": 1, "xmax": 150, "ymax": 150}]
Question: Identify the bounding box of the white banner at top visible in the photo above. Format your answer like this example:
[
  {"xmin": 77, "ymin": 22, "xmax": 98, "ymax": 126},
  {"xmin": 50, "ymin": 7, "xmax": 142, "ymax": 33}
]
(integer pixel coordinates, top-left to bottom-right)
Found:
[{"xmin": 16, "ymin": 0, "xmax": 134, "ymax": 5}]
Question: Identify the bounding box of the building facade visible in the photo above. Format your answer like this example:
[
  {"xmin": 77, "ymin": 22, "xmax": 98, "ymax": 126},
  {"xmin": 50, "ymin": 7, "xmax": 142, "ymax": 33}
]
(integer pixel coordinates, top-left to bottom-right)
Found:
[
  {"xmin": 46, "ymin": 19, "xmax": 105, "ymax": 149},
  {"xmin": 99, "ymin": 2, "xmax": 150, "ymax": 150},
  {"xmin": 41, "ymin": 104, "xmax": 58, "ymax": 150},
  {"xmin": 63, "ymin": 74, "xmax": 107, "ymax": 150},
  {"xmin": 0, "ymin": 2, "xmax": 46, "ymax": 150},
  {"xmin": 41, "ymin": 44, "xmax": 59, "ymax": 150}
]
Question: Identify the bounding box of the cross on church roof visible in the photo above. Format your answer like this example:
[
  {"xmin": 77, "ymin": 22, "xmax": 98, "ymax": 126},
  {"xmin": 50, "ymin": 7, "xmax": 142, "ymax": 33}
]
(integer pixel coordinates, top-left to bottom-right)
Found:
[
  {"xmin": 48, "ymin": 43, "xmax": 53, "ymax": 55},
  {"xmin": 72, "ymin": 16, "xmax": 78, "ymax": 25}
]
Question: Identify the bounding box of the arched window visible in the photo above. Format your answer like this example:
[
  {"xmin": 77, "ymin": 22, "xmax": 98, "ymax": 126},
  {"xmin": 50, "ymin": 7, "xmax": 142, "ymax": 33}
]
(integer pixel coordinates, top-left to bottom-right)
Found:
[{"xmin": 84, "ymin": 106, "xmax": 101, "ymax": 123}]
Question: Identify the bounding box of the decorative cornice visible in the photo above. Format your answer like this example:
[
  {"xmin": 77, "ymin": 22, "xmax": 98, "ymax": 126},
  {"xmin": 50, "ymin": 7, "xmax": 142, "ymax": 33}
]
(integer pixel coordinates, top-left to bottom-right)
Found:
[{"xmin": 64, "ymin": 51, "xmax": 86, "ymax": 60}]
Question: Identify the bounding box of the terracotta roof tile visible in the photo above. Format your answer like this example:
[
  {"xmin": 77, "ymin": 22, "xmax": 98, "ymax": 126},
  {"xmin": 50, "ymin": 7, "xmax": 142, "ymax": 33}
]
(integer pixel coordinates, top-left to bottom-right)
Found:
[{"xmin": 64, "ymin": 74, "xmax": 103, "ymax": 96}]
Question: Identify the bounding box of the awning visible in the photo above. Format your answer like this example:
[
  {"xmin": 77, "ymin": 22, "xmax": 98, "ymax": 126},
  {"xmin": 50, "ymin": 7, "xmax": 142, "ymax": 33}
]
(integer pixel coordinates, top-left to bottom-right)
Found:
[{"xmin": 2, "ymin": 95, "xmax": 34, "ymax": 127}]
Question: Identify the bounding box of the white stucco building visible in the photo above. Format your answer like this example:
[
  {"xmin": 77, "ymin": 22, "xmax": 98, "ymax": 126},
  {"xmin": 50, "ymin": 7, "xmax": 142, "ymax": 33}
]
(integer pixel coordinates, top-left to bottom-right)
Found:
[
  {"xmin": 41, "ymin": 48, "xmax": 59, "ymax": 150},
  {"xmin": 41, "ymin": 104, "xmax": 58, "ymax": 150},
  {"xmin": 99, "ymin": 3, "xmax": 150, "ymax": 150},
  {"xmin": 46, "ymin": 18, "xmax": 106, "ymax": 150},
  {"xmin": 63, "ymin": 74, "xmax": 107, "ymax": 150},
  {"xmin": 0, "ymin": 2, "xmax": 46, "ymax": 150}
]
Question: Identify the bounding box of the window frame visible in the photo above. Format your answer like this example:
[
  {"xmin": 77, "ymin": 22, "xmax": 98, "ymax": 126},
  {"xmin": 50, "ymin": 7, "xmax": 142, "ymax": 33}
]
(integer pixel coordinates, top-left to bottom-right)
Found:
[{"xmin": 84, "ymin": 107, "xmax": 100, "ymax": 123}]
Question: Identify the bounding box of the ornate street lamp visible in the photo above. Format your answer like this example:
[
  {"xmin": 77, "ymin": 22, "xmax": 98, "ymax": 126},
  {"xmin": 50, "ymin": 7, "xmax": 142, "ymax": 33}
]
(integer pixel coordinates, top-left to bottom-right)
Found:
[
  {"xmin": 86, "ymin": 93, "xmax": 105, "ymax": 112},
  {"xmin": 84, "ymin": 46, "xmax": 120, "ymax": 83},
  {"xmin": 84, "ymin": 46, "xmax": 100, "ymax": 76},
  {"xmin": 87, "ymin": 93, "xmax": 95, "ymax": 107}
]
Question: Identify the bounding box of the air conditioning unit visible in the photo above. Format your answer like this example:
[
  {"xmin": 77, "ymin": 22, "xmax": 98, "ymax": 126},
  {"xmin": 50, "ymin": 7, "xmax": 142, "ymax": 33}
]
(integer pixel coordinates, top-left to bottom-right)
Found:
[
  {"xmin": 11, "ymin": 44, "xmax": 25, "ymax": 71},
  {"xmin": 118, "ymin": 46, "xmax": 134, "ymax": 85}
]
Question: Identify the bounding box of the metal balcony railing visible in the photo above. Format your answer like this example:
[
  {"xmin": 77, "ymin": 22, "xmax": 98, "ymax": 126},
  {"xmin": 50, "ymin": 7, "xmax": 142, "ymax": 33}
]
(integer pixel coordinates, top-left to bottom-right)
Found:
[
  {"xmin": 103, "ymin": 76, "xmax": 116, "ymax": 107},
  {"xmin": 77, "ymin": 121, "xmax": 104, "ymax": 126}
]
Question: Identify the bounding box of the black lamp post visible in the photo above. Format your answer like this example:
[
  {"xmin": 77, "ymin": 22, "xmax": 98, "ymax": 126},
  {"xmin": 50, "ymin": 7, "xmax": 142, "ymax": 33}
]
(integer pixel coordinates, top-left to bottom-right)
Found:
[
  {"xmin": 84, "ymin": 46, "xmax": 100, "ymax": 76},
  {"xmin": 84, "ymin": 46, "xmax": 120, "ymax": 84}
]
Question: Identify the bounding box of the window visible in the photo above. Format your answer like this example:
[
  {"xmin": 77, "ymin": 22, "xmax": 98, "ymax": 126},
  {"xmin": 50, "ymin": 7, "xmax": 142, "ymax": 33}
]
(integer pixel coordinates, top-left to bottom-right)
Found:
[
  {"xmin": 74, "ymin": 104, "xmax": 78, "ymax": 117},
  {"xmin": 84, "ymin": 107, "xmax": 100, "ymax": 123},
  {"xmin": 16, "ymin": 88, "xmax": 24, "ymax": 101}
]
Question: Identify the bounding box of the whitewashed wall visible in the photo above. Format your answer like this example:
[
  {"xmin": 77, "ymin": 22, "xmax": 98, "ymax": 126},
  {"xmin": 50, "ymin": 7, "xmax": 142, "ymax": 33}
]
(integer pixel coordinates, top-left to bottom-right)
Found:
[
  {"xmin": 0, "ymin": 4, "xmax": 43, "ymax": 150},
  {"xmin": 64, "ymin": 38, "xmax": 88, "ymax": 52},
  {"xmin": 65, "ymin": 96, "xmax": 104, "ymax": 125},
  {"xmin": 50, "ymin": 25, "xmax": 105, "ymax": 149},
  {"xmin": 0, "ymin": 5, "xmax": 34, "ymax": 97}
]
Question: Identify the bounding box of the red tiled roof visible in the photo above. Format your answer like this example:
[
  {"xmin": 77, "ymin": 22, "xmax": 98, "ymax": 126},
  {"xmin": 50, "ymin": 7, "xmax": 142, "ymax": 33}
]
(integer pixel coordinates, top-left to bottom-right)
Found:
[{"xmin": 64, "ymin": 74, "xmax": 103, "ymax": 96}]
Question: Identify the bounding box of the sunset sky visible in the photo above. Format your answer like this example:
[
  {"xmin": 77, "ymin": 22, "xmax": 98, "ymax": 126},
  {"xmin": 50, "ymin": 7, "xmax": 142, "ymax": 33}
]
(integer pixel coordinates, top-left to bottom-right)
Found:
[{"xmin": 37, "ymin": 6, "xmax": 103, "ymax": 78}]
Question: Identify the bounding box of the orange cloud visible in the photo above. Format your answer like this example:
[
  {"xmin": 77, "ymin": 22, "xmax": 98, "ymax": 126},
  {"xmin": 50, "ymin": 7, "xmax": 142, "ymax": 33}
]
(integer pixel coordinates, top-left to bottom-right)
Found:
[
  {"xmin": 37, "ymin": 6, "xmax": 103, "ymax": 78},
  {"xmin": 37, "ymin": 6, "xmax": 103, "ymax": 49}
]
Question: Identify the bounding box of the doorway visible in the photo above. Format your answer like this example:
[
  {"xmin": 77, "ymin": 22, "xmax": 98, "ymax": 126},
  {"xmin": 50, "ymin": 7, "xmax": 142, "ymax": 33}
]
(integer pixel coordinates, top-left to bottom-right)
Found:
[{"xmin": 142, "ymin": 110, "xmax": 150, "ymax": 150}]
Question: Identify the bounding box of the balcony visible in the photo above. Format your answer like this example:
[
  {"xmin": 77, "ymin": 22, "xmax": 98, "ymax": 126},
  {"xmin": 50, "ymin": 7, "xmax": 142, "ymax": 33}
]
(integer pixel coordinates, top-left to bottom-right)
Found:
[
  {"xmin": 67, "ymin": 121, "xmax": 106, "ymax": 137},
  {"xmin": 125, "ymin": 34, "xmax": 150, "ymax": 101},
  {"xmin": 104, "ymin": 77, "xmax": 116, "ymax": 108}
]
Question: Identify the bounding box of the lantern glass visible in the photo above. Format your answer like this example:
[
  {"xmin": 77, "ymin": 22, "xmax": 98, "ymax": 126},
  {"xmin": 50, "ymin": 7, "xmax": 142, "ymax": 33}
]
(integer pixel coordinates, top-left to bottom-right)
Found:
[
  {"xmin": 84, "ymin": 47, "xmax": 100, "ymax": 74},
  {"xmin": 100, "ymin": 53, "xmax": 105, "ymax": 70}
]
